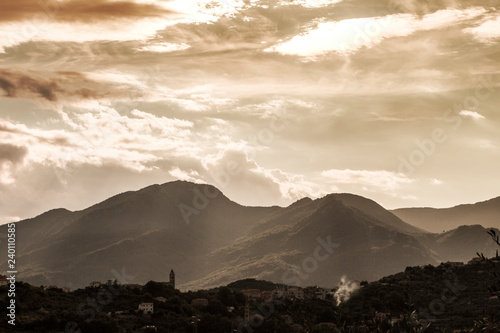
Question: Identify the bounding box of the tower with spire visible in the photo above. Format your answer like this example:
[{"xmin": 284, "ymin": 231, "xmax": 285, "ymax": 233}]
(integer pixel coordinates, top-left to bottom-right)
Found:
[{"xmin": 169, "ymin": 269, "xmax": 175, "ymax": 289}]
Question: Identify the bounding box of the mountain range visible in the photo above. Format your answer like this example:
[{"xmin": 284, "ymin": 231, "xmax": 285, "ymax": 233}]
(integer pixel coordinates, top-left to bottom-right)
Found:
[
  {"xmin": 392, "ymin": 196, "xmax": 500, "ymax": 233},
  {"xmin": 1, "ymin": 181, "xmax": 498, "ymax": 291}
]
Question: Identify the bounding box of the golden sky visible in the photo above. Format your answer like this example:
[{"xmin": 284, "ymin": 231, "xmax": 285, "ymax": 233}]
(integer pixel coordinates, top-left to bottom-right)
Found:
[{"xmin": 0, "ymin": 0, "xmax": 499, "ymax": 222}]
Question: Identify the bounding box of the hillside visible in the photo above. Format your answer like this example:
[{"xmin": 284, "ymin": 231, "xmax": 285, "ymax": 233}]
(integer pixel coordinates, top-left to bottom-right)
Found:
[
  {"xmin": 0, "ymin": 181, "xmax": 498, "ymax": 291},
  {"xmin": 392, "ymin": 196, "xmax": 500, "ymax": 233}
]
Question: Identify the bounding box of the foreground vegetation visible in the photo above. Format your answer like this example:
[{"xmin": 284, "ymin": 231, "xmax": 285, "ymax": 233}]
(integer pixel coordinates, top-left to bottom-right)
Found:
[{"xmin": 2, "ymin": 259, "xmax": 500, "ymax": 332}]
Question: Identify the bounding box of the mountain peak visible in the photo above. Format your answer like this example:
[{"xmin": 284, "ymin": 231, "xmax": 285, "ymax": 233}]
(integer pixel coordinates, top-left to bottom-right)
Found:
[{"xmin": 287, "ymin": 196, "xmax": 313, "ymax": 208}]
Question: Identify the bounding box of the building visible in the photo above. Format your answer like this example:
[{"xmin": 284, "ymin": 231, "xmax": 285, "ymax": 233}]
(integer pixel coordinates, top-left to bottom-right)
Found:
[
  {"xmin": 446, "ymin": 261, "xmax": 464, "ymax": 267},
  {"xmin": 169, "ymin": 269, "xmax": 175, "ymax": 289},
  {"xmin": 375, "ymin": 312, "xmax": 389, "ymax": 322},
  {"xmin": 261, "ymin": 290, "xmax": 274, "ymax": 301},
  {"xmin": 154, "ymin": 296, "xmax": 167, "ymax": 303},
  {"xmin": 290, "ymin": 324, "xmax": 304, "ymax": 332},
  {"xmin": 124, "ymin": 283, "xmax": 142, "ymax": 291},
  {"xmin": 44, "ymin": 285, "xmax": 58, "ymax": 290},
  {"xmin": 138, "ymin": 302, "xmax": 154, "ymax": 314},
  {"xmin": 161, "ymin": 269, "xmax": 175, "ymax": 289},
  {"xmin": 314, "ymin": 289, "xmax": 328, "ymax": 300},
  {"xmin": 0, "ymin": 276, "xmax": 8, "ymax": 286},
  {"xmin": 241, "ymin": 289, "xmax": 262, "ymax": 299},
  {"xmin": 274, "ymin": 286, "xmax": 286, "ymax": 298},
  {"xmin": 89, "ymin": 281, "xmax": 102, "ymax": 288},
  {"xmin": 286, "ymin": 287, "xmax": 304, "ymax": 300},
  {"xmin": 468, "ymin": 257, "xmax": 483, "ymax": 265},
  {"xmin": 191, "ymin": 298, "xmax": 209, "ymax": 307}
]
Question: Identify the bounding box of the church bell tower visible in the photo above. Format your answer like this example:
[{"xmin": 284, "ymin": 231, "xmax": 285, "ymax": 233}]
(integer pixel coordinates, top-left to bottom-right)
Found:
[{"xmin": 169, "ymin": 269, "xmax": 175, "ymax": 289}]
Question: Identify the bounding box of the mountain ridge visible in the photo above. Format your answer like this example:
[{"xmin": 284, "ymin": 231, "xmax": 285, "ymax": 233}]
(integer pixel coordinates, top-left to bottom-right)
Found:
[
  {"xmin": 1, "ymin": 180, "xmax": 497, "ymax": 291},
  {"xmin": 392, "ymin": 196, "xmax": 500, "ymax": 233}
]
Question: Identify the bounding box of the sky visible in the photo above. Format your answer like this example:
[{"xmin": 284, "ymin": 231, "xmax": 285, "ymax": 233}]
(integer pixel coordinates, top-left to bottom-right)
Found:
[{"xmin": 0, "ymin": 0, "xmax": 499, "ymax": 223}]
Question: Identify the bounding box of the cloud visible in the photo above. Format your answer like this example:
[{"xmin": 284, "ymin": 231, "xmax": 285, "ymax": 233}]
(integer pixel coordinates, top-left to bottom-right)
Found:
[
  {"xmin": 430, "ymin": 178, "xmax": 443, "ymax": 185},
  {"xmin": 0, "ymin": 0, "xmax": 178, "ymax": 51},
  {"xmin": 0, "ymin": 69, "xmax": 141, "ymax": 102},
  {"xmin": 0, "ymin": 0, "xmax": 173, "ymax": 23},
  {"xmin": 459, "ymin": 110, "xmax": 485, "ymax": 119},
  {"xmin": 0, "ymin": 102, "xmax": 195, "ymax": 173},
  {"xmin": 278, "ymin": 0, "xmax": 344, "ymax": 9},
  {"xmin": 265, "ymin": 7, "xmax": 486, "ymax": 57},
  {"xmin": 464, "ymin": 13, "xmax": 500, "ymax": 43},
  {"xmin": 0, "ymin": 143, "xmax": 28, "ymax": 184},
  {"xmin": 387, "ymin": 0, "xmax": 491, "ymax": 15},
  {"xmin": 0, "ymin": 143, "xmax": 28, "ymax": 164},
  {"xmin": 169, "ymin": 0, "xmax": 247, "ymax": 22},
  {"xmin": 196, "ymin": 149, "xmax": 323, "ymax": 206},
  {"xmin": 168, "ymin": 167, "xmax": 201, "ymax": 183},
  {"xmin": 321, "ymin": 169, "xmax": 413, "ymax": 192},
  {"xmin": 137, "ymin": 42, "xmax": 191, "ymax": 53}
]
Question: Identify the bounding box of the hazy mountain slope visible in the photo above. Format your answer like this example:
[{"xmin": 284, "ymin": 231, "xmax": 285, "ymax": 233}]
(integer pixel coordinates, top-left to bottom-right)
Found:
[
  {"xmin": 2, "ymin": 181, "xmax": 497, "ymax": 291},
  {"xmin": 1, "ymin": 181, "xmax": 280, "ymax": 288},
  {"xmin": 392, "ymin": 196, "xmax": 500, "ymax": 233},
  {"xmin": 181, "ymin": 196, "xmax": 438, "ymax": 290},
  {"xmin": 416, "ymin": 225, "xmax": 498, "ymax": 262}
]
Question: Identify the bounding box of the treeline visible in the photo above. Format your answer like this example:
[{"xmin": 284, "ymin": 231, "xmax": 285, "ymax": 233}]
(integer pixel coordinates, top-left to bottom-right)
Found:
[{"xmin": 2, "ymin": 262, "xmax": 500, "ymax": 332}]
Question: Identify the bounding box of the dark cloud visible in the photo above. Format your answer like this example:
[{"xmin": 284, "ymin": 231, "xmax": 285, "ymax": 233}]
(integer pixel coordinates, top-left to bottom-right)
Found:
[
  {"xmin": 0, "ymin": 69, "xmax": 133, "ymax": 102},
  {"xmin": 0, "ymin": 144, "xmax": 28, "ymax": 164},
  {"xmin": 0, "ymin": 0, "xmax": 173, "ymax": 23}
]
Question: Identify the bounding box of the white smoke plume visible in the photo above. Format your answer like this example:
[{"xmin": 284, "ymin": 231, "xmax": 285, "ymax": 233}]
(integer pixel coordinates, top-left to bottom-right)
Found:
[{"xmin": 334, "ymin": 275, "xmax": 360, "ymax": 305}]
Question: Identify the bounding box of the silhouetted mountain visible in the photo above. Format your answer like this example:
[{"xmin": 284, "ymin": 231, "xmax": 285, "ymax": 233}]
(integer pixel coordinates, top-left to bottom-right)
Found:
[
  {"xmin": 0, "ymin": 181, "xmax": 497, "ymax": 291},
  {"xmin": 417, "ymin": 225, "xmax": 498, "ymax": 263},
  {"xmin": 182, "ymin": 194, "xmax": 436, "ymax": 290},
  {"xmin": 392, "ymin": 196, "xmax": 500, "ymax": 233}
]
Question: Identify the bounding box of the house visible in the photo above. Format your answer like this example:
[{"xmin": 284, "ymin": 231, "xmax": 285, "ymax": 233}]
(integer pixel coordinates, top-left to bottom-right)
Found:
[
  {"xmin": 281, "ymin": 315, "xmax": 293, "ymax": 325},
  {"xmin": 312, "ymin": 323, "xmax": 336, "ymax": 332},
  {"xmin": 124, "ymin": 284, "xmax": 142, "ymax": 291},
  {"xmin": 468, "ymin": 257, "xmax": 483, "ymax": 265},
  {"xmin": 286, "ymin": 287, "xmax": 304, "ymax": 300},
  {"xmin": 375, "ymin": 312, "xmax": 389, "ymax": 322},
  {"xmin": 290, "ymin": 324, "xmax": 304, "ymax": 332},
  {"xmin": 242, "ymin": 289, "xmax": 262, "ymax": 299},
  {"xmin": 447, "ymin": 261, "xmax": 464, "ymax": 266},
  {"xmin": 44, "ymin": 285, "xmax": 58, "ymax": 290},
  {"xmin": 138, "ymin": 303, "xmax": 154, "ymax": 314},
  {"xmin": 274, "ymin": 286, "xmax": 286, "ymax": 298},
  {"xmin": 261, "ymin": 291, "xmax": 274, "ymax": 301},
  {"xmin": 191, "ymin": 298, "xmax": 209, "ymax": 307},
  {"xmin": 314, "ymin": 288, "xmax": 328, "ymax": 300},
  {"xmin": 154, "ymin": 297, "xmax": 167, "ymax": 303},
  {"xmin": 0, "ymin": 276, "xmax": 8, "ymax": 286}
]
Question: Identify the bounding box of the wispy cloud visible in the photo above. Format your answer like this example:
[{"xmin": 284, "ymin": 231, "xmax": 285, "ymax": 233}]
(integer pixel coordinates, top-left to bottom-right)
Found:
[
  {"xmin": 137, "ymin": 42, "xmax": 191, "ymax": 53},
  {"xmin": 0, "ymin": 69, "xmax": 140, "ymax": 102},
  {"xmin": 266, "ymin": 7, "xmax": 486, "ymax": 57},
  {"xmin": 459, "ymin": 110, "xmax": 485, "ymax": 119},
  {"xmin": 321, "ymin": 169, "xmax": 413, "ymax": 192},
  {"xmin": 278, "ymin": 0, "xmax": 344, "ymax": 8}
]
